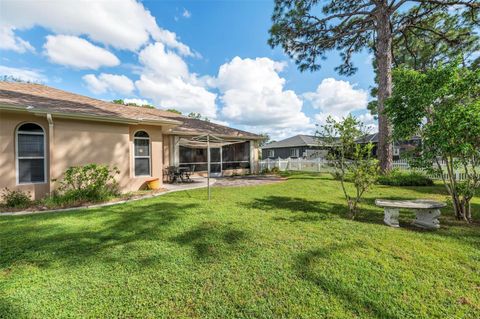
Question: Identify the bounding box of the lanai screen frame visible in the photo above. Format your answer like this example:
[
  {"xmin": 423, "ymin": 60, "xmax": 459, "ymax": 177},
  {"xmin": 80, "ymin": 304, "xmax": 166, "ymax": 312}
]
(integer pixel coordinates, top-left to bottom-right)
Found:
[{"xmin": 177, "ymin": 134, "xmax": 249, "ymax": 200}]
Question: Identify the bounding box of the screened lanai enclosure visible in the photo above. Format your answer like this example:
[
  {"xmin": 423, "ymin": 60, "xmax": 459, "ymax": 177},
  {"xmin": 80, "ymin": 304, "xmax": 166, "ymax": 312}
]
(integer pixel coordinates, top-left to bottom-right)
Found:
[
  {"xmin": 165, "ymin": 135, "xmax": 256, "ymax": 177},
  {"xmin": 179, "ymin": 138, "xmax": 251, "ymax": 176}
]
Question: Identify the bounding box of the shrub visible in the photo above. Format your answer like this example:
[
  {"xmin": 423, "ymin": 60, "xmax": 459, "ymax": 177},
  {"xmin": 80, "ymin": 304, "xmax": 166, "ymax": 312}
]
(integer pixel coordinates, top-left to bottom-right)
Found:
[
  {"xmin": 270, "ymin": 167, "xmax": 281, "ymax": 174},
  {"xmin": 378, "ymin": 171, "xmax": 434, "ymax": 186},
  {"xmin": 261, "ymin": 167, "xmax": 280, "ymax": 175},
  {"xmin": 53, "ymin": 164, "xmax": 120, "ymax": 204},
  {"xmin": 1, "ymin": 188, "xmax": 32, "ymax": 208}
]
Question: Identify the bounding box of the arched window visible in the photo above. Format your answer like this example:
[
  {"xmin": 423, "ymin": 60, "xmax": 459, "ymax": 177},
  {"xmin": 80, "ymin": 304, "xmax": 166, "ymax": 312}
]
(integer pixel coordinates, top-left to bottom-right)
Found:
[
  {"xmin": 134, "ymin": 131, "xmax": 150, "ymax": 176},
  {"xmin": 16, "ymin": 123, "xmax": 46, "ymax": 184}
]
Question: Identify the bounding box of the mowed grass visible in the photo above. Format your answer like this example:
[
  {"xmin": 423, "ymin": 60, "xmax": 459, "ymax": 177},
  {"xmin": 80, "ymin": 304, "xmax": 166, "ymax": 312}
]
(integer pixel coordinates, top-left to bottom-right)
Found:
[{"xmin": 1, "ymin": 173, "xmax": 479, "ymax": 318}]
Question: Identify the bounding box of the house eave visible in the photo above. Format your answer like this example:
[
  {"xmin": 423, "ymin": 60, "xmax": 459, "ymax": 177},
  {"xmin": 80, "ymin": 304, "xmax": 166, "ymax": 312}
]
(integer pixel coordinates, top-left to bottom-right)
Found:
[{"xmin": 0, "ymin": 103, "xmax": 183, "ymax": 126}]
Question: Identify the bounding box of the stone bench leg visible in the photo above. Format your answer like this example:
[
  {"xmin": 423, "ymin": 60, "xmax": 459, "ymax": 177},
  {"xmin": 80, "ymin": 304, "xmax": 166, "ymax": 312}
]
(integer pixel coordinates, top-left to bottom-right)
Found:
[
  {"xmin": 412, "ymin": 209, "xmax": 441, "ymax": 229},
  {"xmin": 384, "ymin": 208, "xmax": 400, "ymax": 228}
]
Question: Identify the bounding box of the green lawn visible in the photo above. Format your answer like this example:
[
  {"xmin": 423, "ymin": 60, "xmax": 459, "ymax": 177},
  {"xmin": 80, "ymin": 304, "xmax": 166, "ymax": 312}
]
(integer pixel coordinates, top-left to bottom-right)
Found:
[{"xmin": 1, "ymin": 173, "xmax": 479, "ymax": 318}]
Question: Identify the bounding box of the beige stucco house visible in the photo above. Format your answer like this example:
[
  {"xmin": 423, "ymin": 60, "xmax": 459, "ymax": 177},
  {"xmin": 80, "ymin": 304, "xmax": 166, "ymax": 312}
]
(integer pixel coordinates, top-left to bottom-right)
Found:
[{"xmin": 0, "ymin": 82, "xmax": 262, "ymax": 199}]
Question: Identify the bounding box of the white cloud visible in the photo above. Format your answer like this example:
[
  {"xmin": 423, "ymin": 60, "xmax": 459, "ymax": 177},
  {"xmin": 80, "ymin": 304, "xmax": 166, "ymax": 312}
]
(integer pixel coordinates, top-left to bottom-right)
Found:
[
  {"xmin": 469, "ymin": 50, "xmax": 480, "ymax": 62},
  {"xmin": 215, "ymin": 57, "xmax": 313, "ymax": 138},
  {"xmin": 83, "ymin": 73, "xmax": 134, "ymax": 95},
  {"xmin": 0, "ymin": 65, "xmax": 45, "ymax": 82},
  {"xmin": 1, "ymin": 0, "xmax": 193, "ymax": 55},
  {"xmin": 304, "ymin": 78, "xmax": 368, "ymax": 125},
  {"xmin": 0, "ymin": 26, "xmax": 34, "ymax": 53},
  {"xmin": 123, "ymin": 98, "xmax": 151, "ymax": 106},
  {"xmin": 357, "ymin": 112, "xmax": 378, "ymax": 132},
  {"xmin": 182, "ymin": 9, "xmax": 191, "ymax": 18},
  {"xmin": 44, "ymin": 35, "xmax": 120, "ymax": 70},
  {"xmin": 138, "ymin": 42, "xmax": 189, "ymax": 79},
  {"xmin": 135, "ymin": 42, "xmax": 217, "ymax": 117}
]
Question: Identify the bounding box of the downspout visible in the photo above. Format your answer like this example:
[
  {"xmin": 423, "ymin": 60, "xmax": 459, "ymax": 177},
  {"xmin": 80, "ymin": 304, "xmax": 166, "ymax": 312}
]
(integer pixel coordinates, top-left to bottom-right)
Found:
[{"xmin": 47, "ymin": 114, "xmax": 54, "ymax": 194}]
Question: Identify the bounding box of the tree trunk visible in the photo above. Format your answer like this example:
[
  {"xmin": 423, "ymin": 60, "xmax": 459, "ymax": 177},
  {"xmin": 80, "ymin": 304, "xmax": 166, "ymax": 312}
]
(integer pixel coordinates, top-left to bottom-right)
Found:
[{"xmin": 375, "ymin": 5, "xmax": 393, "ymax": 173}]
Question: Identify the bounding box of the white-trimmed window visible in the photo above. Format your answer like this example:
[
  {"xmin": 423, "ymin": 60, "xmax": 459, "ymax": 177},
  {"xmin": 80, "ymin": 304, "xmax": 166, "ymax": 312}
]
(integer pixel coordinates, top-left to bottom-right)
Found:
[
  {"xmin": 267, "ymin": 150, "xmax": 274, "ymax": 158},
  {"xmin": 16, "ymin": 123, "xmax": 46, "ymax": 184},
  {"xmin": 290, "ymin": 148, "xmax": 300, "ymax": 158},
  {"xmin": 393, "ymin": 147, "xmax": 400, "ymax": 156},
  {"xmin": 134, "ymin": 131, "xmax": 151, "ymax": 176}
]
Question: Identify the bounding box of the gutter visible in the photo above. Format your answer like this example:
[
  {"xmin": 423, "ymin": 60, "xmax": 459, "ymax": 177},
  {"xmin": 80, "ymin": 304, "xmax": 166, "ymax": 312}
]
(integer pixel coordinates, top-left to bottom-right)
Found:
[
  {"xmin": 169, "ymin": 131, "xmax": 264, "ymax": 141},
  {"xmin": 46, "ymin": 113, "xmax": 54, "ymax": 194}
]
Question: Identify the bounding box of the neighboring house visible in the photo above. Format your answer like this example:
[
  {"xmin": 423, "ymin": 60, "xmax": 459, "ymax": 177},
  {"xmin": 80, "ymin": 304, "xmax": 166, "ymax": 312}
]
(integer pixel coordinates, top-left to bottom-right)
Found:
[
  {"xmin": 355, "ymin": 133, "xmax": 421, "ymax": 160},
  {"xmin": 0, "ymin": 82, "xmax": 261, "ymax": 199},
  {"xmin": 261, "ymin": 135, "xmax": 332, "ymax": 159}
]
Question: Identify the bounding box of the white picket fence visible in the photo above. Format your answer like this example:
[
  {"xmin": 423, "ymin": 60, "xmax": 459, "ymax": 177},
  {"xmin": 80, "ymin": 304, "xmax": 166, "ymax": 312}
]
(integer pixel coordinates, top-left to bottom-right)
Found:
[
  {"xmin": 259, "ymin": 158, "xmax": 470, "ymax": 181},
  {"xmin": 259, "ymin": 158, "xmax": 333, "ymax": 173}
]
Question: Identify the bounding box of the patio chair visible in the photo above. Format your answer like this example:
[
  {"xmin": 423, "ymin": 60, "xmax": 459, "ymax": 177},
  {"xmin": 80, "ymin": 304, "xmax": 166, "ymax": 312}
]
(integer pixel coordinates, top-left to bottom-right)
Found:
[
  {"xmin": 165, "ymin": 166, "xmax": 180, "ymax": 183},
  {"xmin": 182, "ymin": 165, "xmax": 195, "ymax": 183}
]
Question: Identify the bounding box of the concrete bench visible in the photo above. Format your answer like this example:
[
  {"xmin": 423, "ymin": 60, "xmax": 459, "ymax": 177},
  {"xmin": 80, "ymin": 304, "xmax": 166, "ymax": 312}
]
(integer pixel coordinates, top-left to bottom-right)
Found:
[{"xmin": 375, "ymin": 199, "xmax": 446, "ymax": 229}]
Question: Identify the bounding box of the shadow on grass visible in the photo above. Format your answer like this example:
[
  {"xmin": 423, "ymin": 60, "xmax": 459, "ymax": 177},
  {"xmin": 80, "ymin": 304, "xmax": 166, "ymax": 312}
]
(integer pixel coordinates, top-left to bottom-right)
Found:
[
  {"xmin": 0, "ymin": 296, "xmax": 23, "ymax": 319},
  {"xmin": 294, "ymin": 244, "xmax": 402, "ymax": 319},
  {"xmin": 245, "ymin": 195, "xmax": 383, "ymax": 224},
  {"xmin": 280, "ymin": 171, "xmax": 332, "ymax": 181},
  {"xmin": 0, "ymin": 201, "xmax": 199, "ymax": 269},
  {"xmin": 171, "ymin": 221, "xmax": 247, "ymax": 262}
]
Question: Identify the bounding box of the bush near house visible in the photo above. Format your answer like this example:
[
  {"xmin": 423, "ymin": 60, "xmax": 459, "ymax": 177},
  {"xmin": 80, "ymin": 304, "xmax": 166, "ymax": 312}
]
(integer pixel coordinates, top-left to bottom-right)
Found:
[
  {"xmin": 48, "ymin": 164, "xmax": 120, "ymax": 206},
  {"xmin": 0, "ymin": 188, "xmax": 32, "ymax": 208}
]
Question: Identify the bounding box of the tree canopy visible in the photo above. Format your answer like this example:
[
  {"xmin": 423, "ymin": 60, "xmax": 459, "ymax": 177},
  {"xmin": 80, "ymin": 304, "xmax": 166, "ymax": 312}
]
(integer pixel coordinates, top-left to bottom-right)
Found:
[{"xmin": 386, "ymin": 61, "xmax": 480, "ymax": 221}]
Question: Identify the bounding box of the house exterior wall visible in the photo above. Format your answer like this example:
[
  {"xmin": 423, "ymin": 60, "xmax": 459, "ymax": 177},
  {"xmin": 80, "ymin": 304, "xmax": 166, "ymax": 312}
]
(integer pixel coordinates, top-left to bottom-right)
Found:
[
  {"xmin": 262, "ymin": 146, "xmax": 323, "ymax": 159},
  {"xmin": 0, "ymin": 110, "xmax": 163, "ymax": 199},
  {"xmin": 366, "ymin": 140, "xmax": 421, "ymax": 160}
]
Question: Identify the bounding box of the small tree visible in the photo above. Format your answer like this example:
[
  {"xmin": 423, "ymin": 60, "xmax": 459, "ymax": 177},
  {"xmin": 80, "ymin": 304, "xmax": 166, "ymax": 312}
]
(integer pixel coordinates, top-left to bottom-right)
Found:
[
  {"xmin": 258, "ymin": 133, "xmax": 271, "ymax": 147},
  {"xmin": 166, "ymin": 108, "xmax": 182, "ymax": 115},
  {"xmin": 187, "ymin": 112, "xmax": 210, "ymax": 122},
  {"xmin": 320, "ymin": 115, "xmax": 379, "ymax": 219},
  {"xmin": 386, "ymin": 62, "xmax": 480, "ymax": 222}
]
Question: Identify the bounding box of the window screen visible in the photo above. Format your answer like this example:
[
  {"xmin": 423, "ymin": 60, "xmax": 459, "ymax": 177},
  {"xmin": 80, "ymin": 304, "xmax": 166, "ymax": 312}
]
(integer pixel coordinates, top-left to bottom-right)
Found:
[
  {"xmin": 290, "ymin": 148, "xmax": 300, "ymax": 157},
  {"xmin": 17, "ymin": 123, "xmax": 46, "ymax": 184},
  {"xmin": 134, "ymin": 131, "xmax": 150, "ymax": 176}
]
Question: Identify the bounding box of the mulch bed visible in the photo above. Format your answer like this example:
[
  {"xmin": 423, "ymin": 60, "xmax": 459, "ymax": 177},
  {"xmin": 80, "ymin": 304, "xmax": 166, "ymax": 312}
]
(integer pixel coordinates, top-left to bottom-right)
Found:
[{"xmin": 0, "ymin": 188, "xmax": 167, "ymax": 214}]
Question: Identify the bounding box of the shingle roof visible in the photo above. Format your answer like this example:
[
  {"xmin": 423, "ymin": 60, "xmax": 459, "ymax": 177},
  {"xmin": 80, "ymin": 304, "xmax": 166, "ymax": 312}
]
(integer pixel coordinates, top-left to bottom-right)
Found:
[
  {"xmin": 262, "ymin": 135, "xmax": 331, "ymax": 149},
  {"xmin": 0, "ymin": 82, "xmax": 261, "ymax": 139}
]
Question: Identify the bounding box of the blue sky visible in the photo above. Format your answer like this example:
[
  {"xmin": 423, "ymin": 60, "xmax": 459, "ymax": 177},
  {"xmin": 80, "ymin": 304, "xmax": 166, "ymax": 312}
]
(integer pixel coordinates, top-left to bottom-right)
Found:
[{"xmin": 0, "ymin": 0, "xmax": 376, "ymax": 139}]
